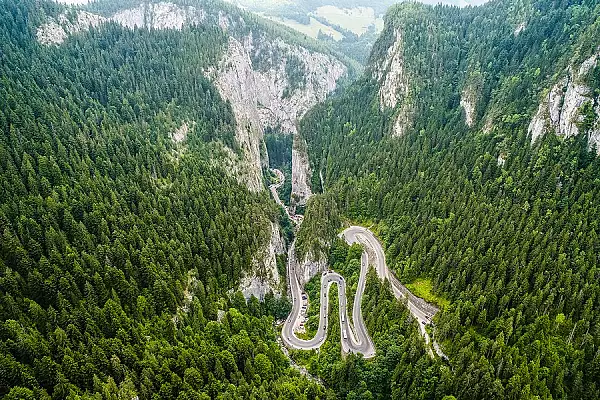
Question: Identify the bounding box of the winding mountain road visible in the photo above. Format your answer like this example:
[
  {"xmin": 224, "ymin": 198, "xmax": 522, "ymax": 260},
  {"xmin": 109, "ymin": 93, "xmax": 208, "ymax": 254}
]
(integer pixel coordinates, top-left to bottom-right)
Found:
[
  {"xmin": 269, "ymin": 169, "xmax": 444, "ymax": 358},
  {"xmin": 270, "ymin": 169, "xmax": 302, "ymax": 225},
  {"xmin": 269, "ymin": 168, "xmax": 286, "ymax": 208},
  {"xmin": 281, "ymin": 225, "xmax": 441, "ymax": 358},
  {"xmin": 282, "ymin": 238, "xmax": 375, "ymax": 357}
]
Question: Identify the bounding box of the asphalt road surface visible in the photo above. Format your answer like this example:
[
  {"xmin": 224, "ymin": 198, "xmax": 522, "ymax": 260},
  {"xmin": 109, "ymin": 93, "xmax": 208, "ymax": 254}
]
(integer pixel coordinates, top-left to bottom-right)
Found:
[
  {"xmin": 282, "ymin": 225, "xmax": 441, "ymax": 358},
  {"xmin": 269, "ymin": 168, "xmax": 303, "ymax": 225}
]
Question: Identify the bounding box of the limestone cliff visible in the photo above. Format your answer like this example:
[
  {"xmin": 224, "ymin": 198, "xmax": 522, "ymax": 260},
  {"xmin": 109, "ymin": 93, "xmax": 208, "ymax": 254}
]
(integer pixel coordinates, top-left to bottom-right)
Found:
[
  {"xmin": 37, "ymin": 9, "xmax": 106, "ymax": 45},
  {"xmin": 239, "ymin": 222, "xmax": 286, "ymax": 299},
  {"xmin": 296, "ymin": 252, "xmax": 328, "ymax": 287},
  {"xmin": 528, "ymin": 51, "xmax": 600, "ymax": 153},
  {"xmin": 372, "ymin": 28, "xmax": 413, "ymax": 137},
  {"xmin": 287, "ymin": 243, "xmax": 327, "ymax": 288},
  {"xmin": 374, "ymin": 28, "xmax": 407, "ymax": 111},
  {"xmin": 207, "ymin": 29, "xmax": 347, "ymax": 193},
  {"xmin": 111, "ymin": 2, "xmax": 205, "ymax": 29},
  {"xmin": 291, "ymin": 135, "xmax": 313, "ymax": 207},
  {"xmin": 37, "ymin": 1, "xmax": 348, "ymax": 193},
  {"xmin": 461, "ymin": 68, "xmax": 484, "ymax": 128}
]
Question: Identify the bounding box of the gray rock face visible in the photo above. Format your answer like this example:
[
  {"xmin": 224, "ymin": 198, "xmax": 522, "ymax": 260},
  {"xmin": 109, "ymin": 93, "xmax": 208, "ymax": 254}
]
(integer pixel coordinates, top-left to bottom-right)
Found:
[
  {"xmin": 296, "ymin": 252, "xmax": 327, "ymax": 286},
  {"xmin": 209, "ymin": 31, "xmax": 347, "ymax": 192},
  {"xmin": 38, "ymin": 2, "xmax": 204, "ymax": 45},
  {"xmin": 209, "ymin": 36, "xmax": 267, "ymax": 192},
  {"xmin": 514, "ymin": 22, "xmax": 526, "ymax": 36},
  {"xmin": 37, "ymin": 10, "xmax": 106, "ymax": 45},
  {"xmin": 528, "ymin": 52, "xmax": 600, "ymax": 153},
  {"xmin": 38, "ymin": 2, "xmax": 348, "ymax": 193},
  {"xmin": 287, "ymin": 243, "xmax": 327, "ymax": 288},
  {"xmin": 291, "ymin": 135, "xmax": 313, "ymax": 207},
  {"xmin": 372, "ymin": 28, "xmax": 414, "ymax": 137},
  {"xmin": 592, "ymin": 99, "xmax": 600, "ymax": 151},
  {"xmin": 460, "ymin": 67, "xmax": 484, "ymax": 128},
  {"xmin": 374, "ymin": 28, "xmax": 409, "ymax": 111},
  {"xmin": 111, "ymin": 2, "xmax": 205, "ymax": 29},
  {"xmin": 240, "ymin": 222, "xmax": 286, "ymax": 299},
  {"xmin": 460, "ymin": 94, "xmax": 476, "ymax": 128}
]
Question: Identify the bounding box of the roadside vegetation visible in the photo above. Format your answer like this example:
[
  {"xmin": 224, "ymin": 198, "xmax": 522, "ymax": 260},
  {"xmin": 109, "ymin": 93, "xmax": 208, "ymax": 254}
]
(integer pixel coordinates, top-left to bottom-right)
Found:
[{"xmin": 405, "ymin": 278, "xmax": 450, "ymax": 309}]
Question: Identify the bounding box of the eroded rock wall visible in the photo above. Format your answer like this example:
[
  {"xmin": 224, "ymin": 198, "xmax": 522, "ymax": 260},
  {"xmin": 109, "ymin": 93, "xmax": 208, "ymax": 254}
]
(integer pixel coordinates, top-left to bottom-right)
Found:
[
  {"xmin": 291, "ymin": 135, "xmax": 313, "ymax": 207},
  {"xmin": 37, "ymin": 10, "xmax": 106, "ymax": 45},
  {"xmin": 528, "ymin": 51, "xmax": 600, "ymax": 152},
  {"xmin": 372, "ymin": 28, "xmax": 414, "ymax": 137},
  {"xmin": 240, "ymin": 221, "xmax": 286, "ymax": 299},
  {"xmin": 38, "ymin": 2, "xmax": 348, "ymax": 193}
]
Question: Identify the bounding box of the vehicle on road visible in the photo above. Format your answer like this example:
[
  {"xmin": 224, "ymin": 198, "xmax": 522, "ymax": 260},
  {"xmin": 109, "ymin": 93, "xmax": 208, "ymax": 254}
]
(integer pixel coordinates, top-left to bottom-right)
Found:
[{"xmin": 282, "ymin": 226, "xmax": 440, "ymax": 360}]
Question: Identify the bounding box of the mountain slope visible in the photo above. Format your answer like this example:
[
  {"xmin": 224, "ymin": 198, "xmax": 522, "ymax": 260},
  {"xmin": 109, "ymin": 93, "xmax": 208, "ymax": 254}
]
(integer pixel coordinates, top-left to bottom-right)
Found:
[
  {"xmin": 35, "ymin": 0, "xmax": 355, "ymax": 296},
  {"xmin": 39, "ymin": 0, "xmax": 352, "ymax": 204},
  {"xmin": 297, "ymin": 0, "xmax": 600, "ymax": 398},
  {"xmin": 0, "ymin": 0, "xmax": 325, "ymax": 398},
  {"xmin": 365, "ymin": 0, "xmax": 600, "ymax": 146}
]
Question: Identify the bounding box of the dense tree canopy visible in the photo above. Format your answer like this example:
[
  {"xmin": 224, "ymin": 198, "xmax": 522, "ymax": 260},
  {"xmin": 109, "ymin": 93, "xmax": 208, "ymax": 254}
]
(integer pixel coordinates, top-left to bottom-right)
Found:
[
  {"xmin": 298, "ymin": 0, "xmax": 600, "ymax": 398},
  {"xmin": 0, "ymin": 0, "xmax": 325, "ymax": 398}
]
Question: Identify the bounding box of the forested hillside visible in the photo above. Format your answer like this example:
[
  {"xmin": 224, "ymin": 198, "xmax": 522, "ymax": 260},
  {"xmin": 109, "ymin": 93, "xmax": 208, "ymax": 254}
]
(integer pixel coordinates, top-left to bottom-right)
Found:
[
  {"xmin": 299, "ymin": 0, "xmax": 600, "ymax": 398},
  {"xmin": 0, "ymin": 0, "xmax": 325, "ymax": 398}
]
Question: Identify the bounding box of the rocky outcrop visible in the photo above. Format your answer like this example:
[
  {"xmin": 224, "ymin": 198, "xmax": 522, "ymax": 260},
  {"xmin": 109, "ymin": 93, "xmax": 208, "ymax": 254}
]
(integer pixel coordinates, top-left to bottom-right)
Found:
[
  {"xmin": 208, "ymin": 36, "xmax": 267, "ymax": 192},
  {"xmin": 171, "ymin": 122, "xmax": 190, "ymax": 144},
  {"xmin": 37, "ymin": 2, "xmax": 201, "ymax": 45},
  {"xmin": 374, "ymin": 28, "xmax": 409, "ymax": 110},
  {"xmin": 528, "ymin": 51, "xmax": 600, "ymax": 152},
  {"xmin": 460, "ymin": 95, "xmax": 476, "ymax": 128},
  {"xmin": 593, "ymin": 101, "xmax": 600, "ymax": 151},
  {"xmin": 38, "ymin": 2, "xmax": 348, "ymax": 192},
  {"xmin": 296, "ymin": 252, "xmax": 327, "ymax": 286},
  {"xmin": 287, "ymin": 242, "xmax": 327, "ymax": 288},
  {"xmin": 209, "ymin": 28, "xmax": 346, "ymax": 192},
  {"xmin": 111, "ymin": 2, "xmax": 205, "ymax": 29},
  {"xmin": 514, "ymin": 22, "xmax": 526, "ymax": 36},
  {"xmin": 291, "ymin": 135, "xmax": 313, "ymax": 207},
  {"xmin": 37, "ymin": 10, "xmax": 106, "ymax": 45},
  {"xmin": 497, "ymin": 153, "xmax": 507, "ymax": 167},
  {"xmin": 461, "ymin": 68, "xmax": 484, "ymax": 128},
  {"xmin": 240, "ymin": 222, "xmax": 286, "ymax": 299},
  {"xmin": 391, "ymin": 102, "xmax": 414, "ymax": 138},
  {"xmin": 372, "ymin": 28, "xmax": 414, "ymax": 137}
]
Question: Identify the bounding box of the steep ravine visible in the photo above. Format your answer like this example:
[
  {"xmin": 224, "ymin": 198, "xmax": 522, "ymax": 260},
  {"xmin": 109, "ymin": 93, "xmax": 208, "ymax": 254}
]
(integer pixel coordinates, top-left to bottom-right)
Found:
[
  {"xmin": 37, "ymin": 1, "xmax": 349, "ymax": 299},
  {"xmin": 38, "ymin": 2, "xmax": 348, "ymax": 194},
  {"xmin": 207, "ymin": 31, "xmax": 347, "ymax": 194}
]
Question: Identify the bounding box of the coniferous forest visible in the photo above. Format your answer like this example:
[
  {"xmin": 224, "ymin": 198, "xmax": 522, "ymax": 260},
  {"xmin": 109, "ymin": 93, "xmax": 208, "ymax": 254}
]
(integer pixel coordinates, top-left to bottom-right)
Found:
[
  {"xmin": 298, "ymin": 0, "xmax": 600, "ymax": 398},
  {"xmin": 0, "ymin": 0, "xmax": 325, "ymax": 398},
  {"xmin": 2, "ymin": 0, "xmax": 600, "ymax": 399}
]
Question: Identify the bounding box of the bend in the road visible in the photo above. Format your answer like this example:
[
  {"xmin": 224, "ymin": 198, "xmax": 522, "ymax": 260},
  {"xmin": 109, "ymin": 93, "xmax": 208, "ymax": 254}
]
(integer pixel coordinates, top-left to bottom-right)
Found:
[
  {"xmin": 281, "ymin": 225, "xmax": 443, "ymax": 359},
  {"xmin": 270, "ymin": 168, "xmax": 444, "ymax": 359}
]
